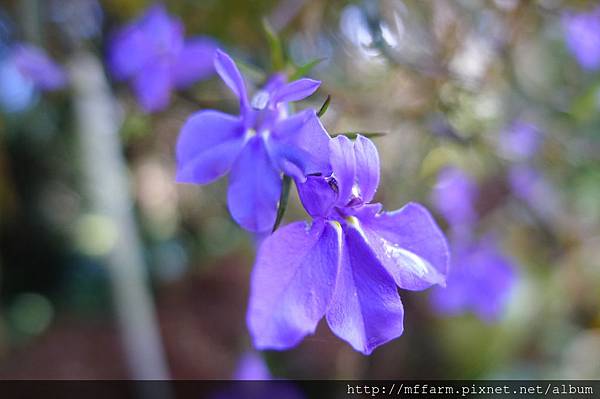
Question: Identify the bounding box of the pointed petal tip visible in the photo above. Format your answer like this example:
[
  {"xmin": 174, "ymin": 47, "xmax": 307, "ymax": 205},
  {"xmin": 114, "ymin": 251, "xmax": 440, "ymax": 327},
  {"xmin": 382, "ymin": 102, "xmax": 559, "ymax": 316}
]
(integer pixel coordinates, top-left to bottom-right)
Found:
[
  {"xmin": 300, "ymin": 77, "xmax": 321, "ymax": 88},
  {"xmin": 213, "ymin": 48, "xmax": 229, "ymax": 70},
  {"xmin": 214, "ymin": 48, "xmax": 227, "ymax": 60},
  {"xmin": 340, "ymin": 319, "xmax": 405, "ymax": 356},
  {"xmin": 250, "ymin": 326, "xmax": 317, "ymax": 352},
  {"xmin": 174, "ymin": 168, "xmax": 202, "ymax": 185}
]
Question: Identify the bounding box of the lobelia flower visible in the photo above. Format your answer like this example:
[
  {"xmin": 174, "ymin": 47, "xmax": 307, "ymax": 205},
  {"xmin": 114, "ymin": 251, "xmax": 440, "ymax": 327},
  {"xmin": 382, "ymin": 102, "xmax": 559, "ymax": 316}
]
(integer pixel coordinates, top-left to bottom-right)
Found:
[
  {"xmin": 247, "ymin": 135, "xmax": 449, "ymax": 355},
  {"xmin": 431, "ymin": 166, "xmax": 478, "ymax": 230},
  {"xmin": 508, "ymin": 164, "xmax": 543, "ymax": 205},
  {"xmin": 429, "ymin": 166, "xmax": 516, "ymax": 322},
  {"xmin": 430, "ymin": 237, "xmax": 515, "ymax": 322},
  {"xmin": 497, "ymin": 121, "xmax": 542, "ymax": 161},
  {"xmin": 108, "ymin": 4, "xmax": 217, "ymax": 112},
  {"xmin": 212, "ymin": 352, "xmax": 304, "ymax": 399},
  {"xmin": 10, "ymin": 43, "xmax": 67, "ymax": 91},
  {"xmin": 508, "ymin": 164, "xmax": 559, "ymax": 219},
  {"xmin": 0, "ymin": 43, "xmax": 66, "ymax": 112},
  {"xmin": 233, "ymin": 352, "xmax": 271, "ymax": 380},
  {"xmin": 176, "ymin": 50, "xmax": 330, "ymax": 232},
  {"xmin": 561, "ymin": 6, "xmax": 600, "ymax": 71}
]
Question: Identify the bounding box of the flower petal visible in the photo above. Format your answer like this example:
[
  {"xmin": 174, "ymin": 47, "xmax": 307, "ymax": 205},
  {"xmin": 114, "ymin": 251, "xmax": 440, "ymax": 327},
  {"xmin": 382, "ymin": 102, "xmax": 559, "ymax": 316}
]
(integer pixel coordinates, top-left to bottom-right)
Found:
[
  {"xmin": 296, "ymin": 176, "xmax": 338, "ymax": 218},
  {"xmin": 431, "ymin": 166, "xmax": 477, "ymax": 228},
  {"xmin": 359, "ymin": 202, "xmax": 449, "ymax": 291},
  {"xmin": 233, "ymin": 352, "xmax": 271, "ymax": 380},
  {"xmin": 329, "ymin": 135, "xmax": 356, "ymax": 206},
  {"xmin": 270, "ymin": 78, "xmax": 321, "ymax": 104},
  {"xmin": 353, "ymin": 135, "xmax": 380, "ymax": 203},
  {"xmin": 262, "ymin": 73, "xmax": 287, "ymax": 94},
  {"xmin": 107, "ymin": 23, "xmax": 153, "ymax": 80},
  {"xmin": 214, "ymin": 49, "xmax": 249, "ymax": 111},
  {"xmin": 172, "ymin": 37, "xmax": 218, "ymax": 88},
  {"xmin": 12, "ymin": 44, "xmax": 67, "ymax": 91},
  {"xmin": 326, "ymin": 225, "xmax": 404, "ymax": 355},
  {"xmin": 176, "ymin": 110, "xmax": 245, "ymax": 184},
  {"xmin": 271, "ymin": 109, "xmax": 332, "ymax": 180},
  {"xmin": 431, "ymin": 237, "xmax": 515, "ymax": 322},
  {"xmin": 562, "ymin": 9, "xmax": 600, "ymax": 71},
  {"xmin": 133, "ymin": 61, "xmax": 172, "ymax": 112},
  {"xmin": 141, "ymin": 4, "xmax": 184, "ymax": 52},
  {"xmin": 247, "ymin": 219, "xmax": 341, "ymax": 349},
  {"xmin": 227, "ymin": 136, "xmax": 281, "ymax": 232}
]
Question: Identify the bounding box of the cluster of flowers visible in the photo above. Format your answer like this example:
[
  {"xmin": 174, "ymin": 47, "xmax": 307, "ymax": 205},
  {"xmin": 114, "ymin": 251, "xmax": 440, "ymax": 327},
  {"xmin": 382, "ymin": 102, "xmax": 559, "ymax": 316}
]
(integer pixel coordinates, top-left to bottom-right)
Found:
[
  {"xmin": 429, "ymin": 167, "xmax": 516, "ymax": 322},
  {"xmin": 106, "ymin": 4, "xmax": 452, "ymax": 355},
  {"xmin": 175, "ymin": 47, "xmax": 450, "ymax": 354},
  {"xmin": 6, "ymin": 2, "xmax": 597, "ymax": 355}
]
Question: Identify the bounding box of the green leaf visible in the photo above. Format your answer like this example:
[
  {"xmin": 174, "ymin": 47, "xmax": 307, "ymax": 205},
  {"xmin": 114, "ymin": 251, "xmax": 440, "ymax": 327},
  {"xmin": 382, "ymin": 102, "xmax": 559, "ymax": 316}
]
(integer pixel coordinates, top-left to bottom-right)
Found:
[
  {"xmin": 317, "ymin": 95, "xmax": 331, "ymax": 118},
  {"xmin": 262, "ymin": 18, "xmax": 285, "ymax": 71},
  {"xmin": 333, "ymin": 131, "xmax": 387, "ymax": 139},
  {"xmin": 290, "ymin": 58, "xmax": 326, "ymax": 81},
  {"xmin": 569, "ymin": 80, "xmax": 600, "ymax": 123},
  {"xmin": 272, "ymin": 175, "xmax": 292, "ymax": 232}
]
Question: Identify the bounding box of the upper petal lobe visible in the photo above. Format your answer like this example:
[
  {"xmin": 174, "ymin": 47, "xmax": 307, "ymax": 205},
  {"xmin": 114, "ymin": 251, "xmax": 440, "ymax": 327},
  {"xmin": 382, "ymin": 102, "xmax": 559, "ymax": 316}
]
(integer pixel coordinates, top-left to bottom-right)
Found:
[
  {"xmin": 214, "ymin": 49, "xmax": 249, "ymax": 112},
  {"xmin": 353, "ymin": 135, "xmax": 380, "ymax": 203},
  {"xmin": 329, "ymin": 135, "xmax": 356, "ymax": 206},
  {"xmin": 270, "ymin": 78, "xmax": 321, "ymax": 104},
  {"xmin": 172, "ymin": 37, "xmax": 218, "ymax": 88}
]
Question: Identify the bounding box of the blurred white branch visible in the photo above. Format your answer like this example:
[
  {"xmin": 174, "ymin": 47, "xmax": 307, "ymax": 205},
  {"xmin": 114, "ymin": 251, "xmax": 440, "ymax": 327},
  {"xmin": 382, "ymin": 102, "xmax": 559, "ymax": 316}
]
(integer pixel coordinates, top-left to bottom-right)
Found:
[{"xmin": 69, "ymin": 52, "xmax": 170, "ymax": 380}]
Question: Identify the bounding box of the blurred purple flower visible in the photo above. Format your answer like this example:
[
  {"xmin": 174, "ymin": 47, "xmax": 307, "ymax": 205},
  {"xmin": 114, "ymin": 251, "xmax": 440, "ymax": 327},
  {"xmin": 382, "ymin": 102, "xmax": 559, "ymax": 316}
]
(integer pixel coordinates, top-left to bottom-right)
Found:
[
  {"xmin": 562, "ymin": 7, "xmax": 600, "ymax": 70},
  {"xmin": 212, "ymin": 352, "xmax": 304, "ymax": 398},
  {"xmin": 0, "ymin": 58, "xmax": 36, "ymax": 113},
  {"xmin": 247, "ymin": 135, "xmax": 449, "ymax": 355},
  {"xmin": 233, "ymin": 352, "xmax": 271, "ymax": 380},
  {"xmin": 508, "ymin": 165, "xmax": 541, "ymax": 204},
  {"xmin": 508, "ymin": 165, "xmax": 558, "ymax": 217},
  {"xmin": 108, "ymin": 4, "xmax": 217, "ymax": 112},
  {"xmin": 11, "ymin": 43, "xmax": 67, "ymax": 91},
  {"xmin": 176, "ymin": 50, "xmax": 328, "ymax": 232},
  {"xmin": 498, "ymin": 121, "xmax": 542, "ymax": 161},
  {"xmin": 431, "ymin": 167, "xmax": 478, "ymax": 229},
  {"xmin": 430, "ymin": 236, "xmax": 516, "ymax": 322}
]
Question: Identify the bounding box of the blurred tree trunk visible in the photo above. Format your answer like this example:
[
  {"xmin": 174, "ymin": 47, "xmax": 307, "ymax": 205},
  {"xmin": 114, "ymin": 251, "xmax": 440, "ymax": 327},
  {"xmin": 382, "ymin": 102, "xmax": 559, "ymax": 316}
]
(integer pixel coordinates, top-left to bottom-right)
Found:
[{"xmin": 68, "ymin": 52, "xmax": 170, "ymax": 381}]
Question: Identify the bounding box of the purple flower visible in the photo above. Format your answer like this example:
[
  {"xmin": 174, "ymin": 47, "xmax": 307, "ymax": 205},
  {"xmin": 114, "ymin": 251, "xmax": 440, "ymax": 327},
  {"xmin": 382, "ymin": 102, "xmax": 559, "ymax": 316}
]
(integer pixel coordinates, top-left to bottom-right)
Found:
[
  {"xmin": 430, "ymin": 167, "xmax": 477, "ymax": 229},
  {"xmin": 497, "ymin": 121, "xmax": 542, "ymax": 161},
  {"xmin": 430, "ymin": 236, "xmax": 516, "ymax": 322},
  {"xmin": 0, "ymin": 58, "xmax": 35, "ymax": 113},
  {"xmin": 11, "ymin": 43, "xmax": 67, "ymax": 91},
  {"xmin": 247, "ymin": 135, "xmax": 449, "ymax": 355},
  {"xmin": 108, "ymin": 4, "xmax": 217, "ymax": 112},
  {"xmin": 213, "ymin": 352, "xmax": 304, "ymax": 398},
  {"xmin": 562, "ymin": 7, "xmax": 600, "ymax": 70},
  {"xmin": 176, "ymin": 50, "xmax": 329, "ymax": 232},
  {"xmin": 508, "ymin": 165, "xmax": 558, "ymax": 216},
  {"xmin": 233, "ymin": 352, "xmax": 271, "ymax": 380},
  {"xmin": 508, "ymin": 165, "xmax": 542, "ymax": 204}
]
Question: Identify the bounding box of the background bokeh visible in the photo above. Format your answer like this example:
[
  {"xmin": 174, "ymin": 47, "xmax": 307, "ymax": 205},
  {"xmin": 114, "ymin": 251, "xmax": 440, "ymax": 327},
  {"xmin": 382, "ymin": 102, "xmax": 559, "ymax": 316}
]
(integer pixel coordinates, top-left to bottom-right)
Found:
[{"xmin": 0, "ymin": 0, "xmax": 599, "ymax": 380}]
